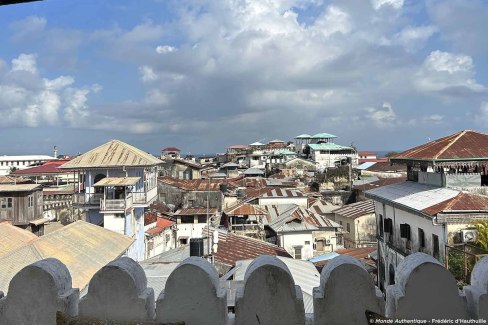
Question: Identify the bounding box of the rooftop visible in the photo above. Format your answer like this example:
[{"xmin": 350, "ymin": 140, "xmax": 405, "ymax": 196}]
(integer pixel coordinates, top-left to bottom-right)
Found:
[
  {"xmin": 332, "ymin": 200, "xmax": 375, "ymax": 219},
  {"xmin": 60, "ymin": 140, "xmax": 162, "ymax": 169},
  {"xmin": 0, "ymin": 184, "xmax": 42, "ymax": 192},
  {"xmin": 311, "ymin": 133, "xmax": 337, "ymax": 139},
  {"xmin": 12, "ymin": 160, "xmax": 72, "ymax": 176},
  {"xmin": 391, "ymin": 130, "xmax": 488, "ymax": 163},
  {"xmin": 308, "ymin": 143, "xmax": 352, "ymax": 151}
]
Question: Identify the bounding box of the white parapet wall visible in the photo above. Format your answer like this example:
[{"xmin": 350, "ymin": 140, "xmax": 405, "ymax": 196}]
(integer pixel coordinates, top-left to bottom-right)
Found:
[{"xmin": 0, "ymin": 253, "xmax": 488, "ymax": 324}]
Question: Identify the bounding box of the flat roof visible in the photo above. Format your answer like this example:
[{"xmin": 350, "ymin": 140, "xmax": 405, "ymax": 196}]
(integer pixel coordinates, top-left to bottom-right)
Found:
[{"xmin": 94, "ymin": 177, "xmax": 141, "ymax": 187}]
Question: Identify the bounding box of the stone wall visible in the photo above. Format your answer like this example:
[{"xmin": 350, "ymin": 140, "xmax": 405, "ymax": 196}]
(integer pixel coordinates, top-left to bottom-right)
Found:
[{"xmin": 1, "ymin": 253, "xmax": 488, "ymax": 324}]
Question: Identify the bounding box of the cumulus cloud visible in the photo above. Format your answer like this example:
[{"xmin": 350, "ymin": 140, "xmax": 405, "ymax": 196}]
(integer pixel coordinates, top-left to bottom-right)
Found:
[
  {"xmin": 156, "ymin": 45, "xmax": 177, "ymax": 54},
  {"xmin": 0, "ymin": 53, "xmax": 95, "ymax": 128},
  {"xmin": 371, "ymin": 0, "xmax": 404, "ymax": 11},
  {"xmin": 365, "ymin": 102, "xmax": 397, "ymax": 126},
  {"xmin": 416, "ymin": 51, "xmax": 485, "ymax": 94}
]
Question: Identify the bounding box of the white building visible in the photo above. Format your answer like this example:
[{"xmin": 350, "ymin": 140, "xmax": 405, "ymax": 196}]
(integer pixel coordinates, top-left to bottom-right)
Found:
[
  {"xmin": 173, "ymin": 208, "xmax": 218, "ymax": 246},
  {"xmin": 308, "ymin": 143, "xmax": 358, "ymax": 170},
  {"xmin": 60, "ymin": 140, "xmax": 162, "ymax": 261},
  {"xmin": 0, "ymin": 155, "xmax": 56, "ymax": 176}
]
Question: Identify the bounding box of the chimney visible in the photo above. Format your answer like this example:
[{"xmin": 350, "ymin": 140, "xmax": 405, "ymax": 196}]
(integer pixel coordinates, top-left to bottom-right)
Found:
[{"xmin": 53, "ymin": 145, "xmax": 58, "ymax": 159}]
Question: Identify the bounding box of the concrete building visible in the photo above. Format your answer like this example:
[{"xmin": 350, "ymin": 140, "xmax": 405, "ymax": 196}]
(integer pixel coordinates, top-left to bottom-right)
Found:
[
  {"xmin": 60, "ymin": 140, "xmax": 162, "ymax": 261},
  {"xmin": 332, "ymin": 200, "xmax": 376, "ymax": 248},
  {"xmin": 0, "ymin": 155, "xmax": 56, "ymax": 176}
]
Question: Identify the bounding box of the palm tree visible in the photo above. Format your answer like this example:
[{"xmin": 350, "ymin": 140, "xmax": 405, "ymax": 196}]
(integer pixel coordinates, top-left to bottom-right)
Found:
[{"xmin": 472, "ymin": 221, "xmax": 488, "ymax": 251}]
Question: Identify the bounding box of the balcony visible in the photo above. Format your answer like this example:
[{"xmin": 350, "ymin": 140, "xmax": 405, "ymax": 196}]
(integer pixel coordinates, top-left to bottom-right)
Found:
[
  {"xmin": 100, "ymin": 194, "xmax": 133, "ymax": 213},
  {"xmin": 132, "ymin": 186, "xmax": 157, "ymax": 206},
  {"xmin": 72, "ymin": 193, "xmax": 103, "ymax": 206}
]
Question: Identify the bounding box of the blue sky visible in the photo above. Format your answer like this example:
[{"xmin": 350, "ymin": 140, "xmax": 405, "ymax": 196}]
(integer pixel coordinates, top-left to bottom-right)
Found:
[{"xmin": 1, "ymin": 0, "xmax": 488, "ymax": 156}]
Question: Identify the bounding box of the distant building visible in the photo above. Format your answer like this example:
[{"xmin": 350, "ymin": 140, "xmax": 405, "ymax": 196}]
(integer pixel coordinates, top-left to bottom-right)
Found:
[
  {"xmin": 0, "ymin": 155, "xmax": 56, "ymax": 176},
  {"xmin": 332, "ymin": 200, "xmax": 376, "ymax": 248},
  {"xmin": 161, "ymin": 147, "xmax": 181, "ymax": 159}
]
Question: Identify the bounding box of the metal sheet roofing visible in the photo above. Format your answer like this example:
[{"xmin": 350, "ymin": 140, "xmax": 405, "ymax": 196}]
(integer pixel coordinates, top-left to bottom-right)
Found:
[
  {"xmin": 223, "ymin": 202, "xmax": 268, "ymax": 216},
  {"xmin": 249, "ymin": 142, "xmax": 264, "ymax": 146},
  {"xmin": 12, "ymin": 160, "xmax": 72, "ymax": 175},
  {"xmin": 0, "ymin": 221, "xmax": 133, "ymax": 294},
  {"xmin": 311, "ymin": 133, "xmax": 337, "ymax": 139},
  {"xmin": 94, "ymin": 176, "xmax": 141, "ymax": 187},
  {"xmin": 357, "ymin": 162, "xmax": 377, "ymax": 170},
  {"xmin": 422, "ymin": 192, "xmax": 488, "ymax": 216},
  {"xmin": 158, "ymin": 176, "xmax": 241, "ymax": 191},
  {"xmin": 365, "ymin": 181, "xmax": 460, "ymax": 212},
  {"xmin": 60, "ymin": 140, "xmax": 162, "ymax": 169},
  {"xmin": 354, "ymin": 177, "xmax": 406, "ymax": 192},
  {"xmin": 332, "ymin": 200, "xmax": 375, "ymax": 219},
  {"xmin": 295, "ymin": 134, "xmax": 311, "ymax": 139},
  {"xmin": 161, "ymin": 147, "xmax": 180, "ymax": 152},
  {"xmin": 262, "ymin": 204, "xmax": 336, "ymax": 232},
  {"xmin": 0, "ymin": 223, "xmax": 38, "ymax": 258},
  {"xmin": 174, "ymin": 208, "xmax": 218, "ymax": 215},
  {"xmin": 391, "ymin": 130, "xmax": 488, "ymax": 162},
  {"xmin": 0, "ymin": 176, "xmax": 31, "ymax": 184},
  {"xmin": 308, "ymin": 143, "xmax": 352, "ymax": 151},
  {"xmin": 244, "ymin": 168, "xmax": 265, "ymax": 175},
  {"xmin": 0, "ymin": 184, "xmax": 41, "ymax": 192}
]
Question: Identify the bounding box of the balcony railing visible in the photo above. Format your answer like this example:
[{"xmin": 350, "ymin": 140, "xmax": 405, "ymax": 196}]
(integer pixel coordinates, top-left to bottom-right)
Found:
[
  {"xmin": 100, "ymin": 195, "xmax": 133, "ymax": 212},
  {"xmin": 72, "ymin": 193, "xmax": 103, "ymax": 206},
  {"xmin": 231, "ymin": 224, "xmax": 263, "ymax": 232}
]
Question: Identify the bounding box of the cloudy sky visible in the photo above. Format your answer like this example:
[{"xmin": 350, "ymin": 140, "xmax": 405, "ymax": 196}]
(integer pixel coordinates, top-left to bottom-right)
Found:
[{"xmin": 1, "ymin": 0, "xmax": 487, "ymax": 156}]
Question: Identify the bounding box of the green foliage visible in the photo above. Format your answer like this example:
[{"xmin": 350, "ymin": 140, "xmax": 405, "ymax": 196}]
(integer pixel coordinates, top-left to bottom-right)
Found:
[
  {"xmin": 384, "ymin": 151, "xmax": 398, "ymax": 158},
  {"xmin": 471, "ymin": 221, "xmax": 488, "ymax": 251},
  {"xmin": 447, "ymin": 249, "xmax": 476, "ymax": 286}
]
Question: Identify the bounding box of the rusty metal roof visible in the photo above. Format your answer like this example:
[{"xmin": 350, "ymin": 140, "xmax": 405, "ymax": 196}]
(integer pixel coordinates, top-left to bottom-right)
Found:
[
  {"xmin": 392, "ymin": 130, "xmax": 488, "ymax": 162},
  {"xmin": 0, "ymin": 220, "xmax": 133, "ymax": 294},
  {"xmin": 0, "ymin": 184, "xmax": 41, "ymax": 192},
  {"xmin": 94, "ymin": 176, "xmax": 141, "ymax": 187},
  {"xmin": 332, "ymin": 200, "xmax": 375, "ymax": 219},
  {"xmin": 158, "ymin": 176, "xmax": 240, "ymax": 191},
  {"xmin": 202, "ymin": 228, "xmax": 291, "ymax": 266},
  {"xmin": 422, "ymin": 192, "xmax": 488, "ymax": 216},
  {"xmin": 223, "ymin": 202, "xmax": 268, "ymax": 216},
  {"xmin": 0, "ymin": 175, "xmax": 32, "ymax": 184},
  {"xmin": 60, "ymin": 140, "xmax": 162, "ymax": 169},
  {"xmin": 354, "ymin": 177, "xmax": 407, "ymax": 192},
  {"xmin": 174, "ymin": 208, "xmax": 218, "ymax": 215}
]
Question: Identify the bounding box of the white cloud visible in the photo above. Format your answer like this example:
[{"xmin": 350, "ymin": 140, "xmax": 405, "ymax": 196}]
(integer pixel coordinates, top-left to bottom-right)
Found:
[
  {"xmin": 139, "ymin": 65, "xmax": 158, "ymax": 83},
  {"xmin": 313, "ymin": 5, "xmax": 352, "ymax": 38},
  {"xmin": 371, "ymin": 0, "xmax": 404, "ymax": 11},
  {"xmin": 394, "ymin": 25, "xmax": 438, "ymax": 52},
  {"xmin": 156, "ymin": 45, "xmax": 177, "ymax": 54},
  {"xmin": 416, "ymin": 51, "xmax": 485, "ymax": 94},
  {"xmin": 365, "ymin": 102, "xmax": 396, "ymax": 126},
  {"xmin": 11, "ymin": 54, "xmax": 38, "ymax": 74},
  {"xmin": 9, "ymin": 16, "xmax": 47, "ymax": 42},
  {"xmin": 63, "ymin": 88, "xmax": 90, "ymax": 126}
]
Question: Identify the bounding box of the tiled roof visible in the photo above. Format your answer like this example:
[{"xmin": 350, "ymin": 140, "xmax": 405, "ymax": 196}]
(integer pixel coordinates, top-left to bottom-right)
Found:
[
  {"xmin": 333, "ymin": 200, "xmax": 375, "ymax": 219},
  {"xmin": 202, "ymin": 228, "xmax": 291, "ymax": 266},
  {"xmin": 354, "ymin": 177, "xmax": 407, "ymax": 192},
  {"xmin": 174, "ymin": 208, "xmax": 218, "ymax": 215},
  {"xmin": 391, "ymin": 130, "xmax": 488, "ymax": 162},
  {"xmin": 60, "ymin": 140, "xmax": 162, "ymax": 169},
  {"xmin": 422, "ymin": 192, "xmax": 488, "ymax": 216}
]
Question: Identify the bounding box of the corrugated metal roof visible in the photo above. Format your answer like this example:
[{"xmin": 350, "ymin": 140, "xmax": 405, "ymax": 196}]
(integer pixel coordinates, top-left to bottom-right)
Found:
[
  {"xmin": 295, "ymin": 134, "xmax": 311, "ymax": 139},
  {"xmin": 422, "ymin": 192, "xmax": 488, "ymax": 216},
  {"xmin": 249, "ymin": 142, "xmax": 264, "ymax": 146},
  {"xmin": 391, "ymin": 130, "xmax": 488, "ymax": 162},
  {"xmin": 0, "ymin": 221, "xmax": 133, "ymax": 294},
  {"xmin": 332, "ymin": 200, "xmax": 375, "ymax": 219},
  {"xmin": 161, "ymin": 147, "xmax": 180, "ymax": 152},
  {"xmin": 158, "ymin": 176, "xmax": 241, "ymax": 191},
  {"xmin": 0, "ymin": 175, "xmax": 31, "ymax": 184},
  {"xmin": 308, "ymin": 143, "xmax": 352, "ymax": 151},
  {"xmin": 0, "ymin": 184, "xmax": 41, "ymax": 192},
  {"xmin": 260, "ymin": 188, "xmax": 306, "ymax": 198},
  {"xmin": 365, "ymin": 181, "xmax": 459, "ymax": 212},
  {"xmin": 140, "ymin": 262, "xmax": 180, "ymax": 299},
  {"xmin": 12, "ymin": 160, "xmax": 72, "ymax": 176},
  {"xmin": 224, "ymin": 202, "xmax": 268, "ymax": 216},
  {"xmin": 0, "ymin": 223, "xmax": 38, "ymax": 258},
  {"xmin": 174, "ymin": 208, "xmax": 218, "ymax": 215},
  {"xmin": 244, "ymin": 168, "xmax": 265, "ymax": 175},
  {"xmin": 262, "ymin": 204, "xmax": 335, "ymax": 232},
  {"xmin": 357, "ymin": 162, "xmax": 377, "ymax": 170},
  {"xmin": 94, "ymin": 176, "xmax": 141, "ymax": 187},
  {"xmin": 354, "ymin": 177, "xmax": 406, "ymax": 192},
  {"xmin": 60, "ymin": 140, "xmax": 162, "ymax": 169},
  {"xmin": 234, "ymin": 257, "xmax": 320, "ymax": 314}
]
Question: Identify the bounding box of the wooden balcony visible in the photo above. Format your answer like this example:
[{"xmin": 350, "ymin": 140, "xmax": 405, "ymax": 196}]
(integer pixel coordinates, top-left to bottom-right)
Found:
[
  {"xmin": 100, "ymin": 194, "xmax": 133, "ymax": 213},
  {"xmin": 72, "ymin": 193, "xmax": 103, "ymax": 206}
]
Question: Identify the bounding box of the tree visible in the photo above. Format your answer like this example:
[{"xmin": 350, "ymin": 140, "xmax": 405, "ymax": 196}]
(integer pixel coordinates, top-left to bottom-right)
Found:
[
  {"xmin": 384, "ymin": 151, "xmax": 398, "ymax": 158},
  {"xmin": 472, "ymin": 221, "xmax": 488, "ymax": 251}
]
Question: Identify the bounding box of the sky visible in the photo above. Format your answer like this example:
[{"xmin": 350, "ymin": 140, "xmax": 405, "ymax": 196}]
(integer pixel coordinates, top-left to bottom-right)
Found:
[{"xmin": 1, "ymin": 0, "xmax": 488, "ymax": 156}]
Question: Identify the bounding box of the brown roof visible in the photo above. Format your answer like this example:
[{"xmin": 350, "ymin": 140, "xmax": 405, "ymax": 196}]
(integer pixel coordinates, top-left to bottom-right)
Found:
[
  {"xmin": 144, "ymin": 212, "xmax": 158, "ymax": 226},
  {"xmin": 174, "ymin": 208, "xmax": 218, "ymax": 215},
  {"xmin": 0, "ymin": 176, "xmax": 32, "ymax": 184},
  {"xmin": 314, "ymin": 247, "xmax": 377, "ymax": 267},
  {"xmin": 354, "ymin": 177, "xmax": 407, "ymax": 192},
  {"xmin": 333, "ymin": 200, "xmax": 375, "ymax": 219},
  {"xmin": 202, "ymin": 228, "xmax": 291, "ymax": 266},
  {"xmin": 146, "ymin": 217, "xmax": 175, "ymax": 236},
  {"xmin": 246, "ymin": 187, "xmax": 306, "ymax": 200},
  {"xmin": 365, "ymin": 162, "xmax": 407, "ymax": 172},
  {"xmin": 158, "ymin": 176, "xmax": 240, "ymax": 191},
  {"xmin": 392, "ymin": 130, "xmax": 488, "ymax": 162},
  {"xmin": 422, "ymin": 192, "xmax": 488, "ymax": 216},
  {"xmin": 224, "ymin": 202, "xmax": 268, "ymax": 216}
]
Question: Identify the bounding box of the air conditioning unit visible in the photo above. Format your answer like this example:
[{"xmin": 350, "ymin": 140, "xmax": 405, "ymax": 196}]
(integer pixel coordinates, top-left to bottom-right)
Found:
[
  {"xmin": 461, "ymin": 229, "xmax": 477, "ymax": 243},
  {"xmin": 326, "ymin": 239, "xmax": 331, "ymax": 245}
]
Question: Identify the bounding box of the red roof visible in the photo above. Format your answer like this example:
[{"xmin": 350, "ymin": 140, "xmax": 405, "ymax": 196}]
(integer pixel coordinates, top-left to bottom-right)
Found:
[
  {"xmin": 145, "ymin": 212, "xmax": 158, "ymax": 226},
  {"xmin": 202, "ymin": 228, "xmax": 291, "ymax": 266},
  {"xmin": 392, "ymin": 130, "xmax": 488, "ymax": 162},
  {"xmin": 422, "ymin": 192, "xmax": 488, "ymax": 216},
  {"xmin": 313, "ymin": 247, "xmax": 377, "ymax": 267},
  {"xmin": 224, "ymin": 202, "xmax": 268, "ymax": 216},
  {"xmin": 359, "ymin": 151, "xmax": 376, "ymax": 156},
  {"xmin": 12, "ymin": 160, "xmax": 72, "ymax": 175},
  {"xmin": 146, "ymin": 217, "xmax": 175, "ymax": 236},
  {"xmin": 226, "ymin": 145, "xmax": 249, "ymax": 150},
  {"xmin": 162, "ymin": 147, "xmax": 181, "ymax": 152}
]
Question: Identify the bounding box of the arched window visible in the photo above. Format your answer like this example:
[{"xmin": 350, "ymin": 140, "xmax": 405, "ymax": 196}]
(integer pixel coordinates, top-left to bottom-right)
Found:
[
  {"xmin": 389, "ymin": 264, "xmax": 395, "ymax": 285},
  {"xmin": 94, "ymin": 174, "xmax": 106, "ymax": 194}
]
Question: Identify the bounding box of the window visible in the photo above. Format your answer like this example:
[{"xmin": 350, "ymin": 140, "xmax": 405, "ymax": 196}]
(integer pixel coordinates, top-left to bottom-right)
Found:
[
  {"xmin": 418, "ymin": 228, "xmax": 425, "ymax": 250},
  {"xmin": 1, "ymin": 197, "xmax": 13, "ymax": 209},
  {"xmin": 294, "ymin": 247, "xmax": 302, "ymax": 260},
  {"xmin": 389, "ymin": 264, "xmax": 395, "ymax": 285},
  {"xmin": 305, "ymin": 241, "xmax": 310, "ymax": 245},
  {"xmin": 346, "ymin": 223, "xmax": 350, "ymax": 233},
  {"xmin": 400, "ymin": 224, "xmax": 411, "ymax": 240},
  {"xmin": 379, "ymin": 214, "xmax": 384, "ymax": 237},
  {"xmin": 197, "ymin": 215, "xmax": 207, "ymax": 223},
  {"xmin": 181, "ymin": 216, "xmax": 194, "ymax": 224},
  {"xmin": 384, "ymin": 218, "xmax": 393, "ymax": 233},
  {"xmin": 28, "ymin": 196, "xmax": 34, "ymax": 207},
  {"xmin": 339, "ymin": 220, "xmax": 343, "ymax": 226},
  {"xmin": 432, "ymin": 234, "xmax": 440, "ymax": 259}
]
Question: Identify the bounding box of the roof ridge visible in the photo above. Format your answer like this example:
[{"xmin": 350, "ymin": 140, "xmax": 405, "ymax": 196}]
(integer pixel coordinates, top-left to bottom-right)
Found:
[{"xmin": 433, "ymin": 130, "xmax": 467, "ymax": 160}]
